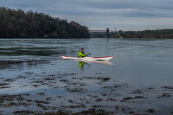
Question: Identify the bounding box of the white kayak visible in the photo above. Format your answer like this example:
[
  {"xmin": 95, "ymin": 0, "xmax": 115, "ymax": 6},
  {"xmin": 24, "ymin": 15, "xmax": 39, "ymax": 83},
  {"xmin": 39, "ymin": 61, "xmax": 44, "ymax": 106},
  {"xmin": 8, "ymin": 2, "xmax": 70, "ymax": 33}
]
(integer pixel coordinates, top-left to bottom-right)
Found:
[{"xmin": 62, "ymin": 55, "xmax": 114, "ymax": 61}]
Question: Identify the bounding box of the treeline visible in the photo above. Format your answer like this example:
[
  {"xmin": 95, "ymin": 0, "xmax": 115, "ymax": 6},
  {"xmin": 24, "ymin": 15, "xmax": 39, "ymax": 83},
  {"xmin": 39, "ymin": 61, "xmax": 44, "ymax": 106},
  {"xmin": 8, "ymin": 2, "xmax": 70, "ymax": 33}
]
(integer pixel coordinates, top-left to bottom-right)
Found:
[
  {"xmin": 111, "ymin": 29, "xmax": 173, "ymax": 38},
  {"xmin": 0, "ymin": 7, "xmax": 90, "ymax": 38}
]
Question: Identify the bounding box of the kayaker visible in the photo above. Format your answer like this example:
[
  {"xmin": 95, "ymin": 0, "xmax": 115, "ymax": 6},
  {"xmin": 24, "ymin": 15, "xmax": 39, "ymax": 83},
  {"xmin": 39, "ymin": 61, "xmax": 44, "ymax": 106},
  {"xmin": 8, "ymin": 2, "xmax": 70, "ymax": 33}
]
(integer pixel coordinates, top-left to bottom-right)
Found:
[{"xmin": 79, "ymin": 48, "xmax": 90, "ymax": 57}]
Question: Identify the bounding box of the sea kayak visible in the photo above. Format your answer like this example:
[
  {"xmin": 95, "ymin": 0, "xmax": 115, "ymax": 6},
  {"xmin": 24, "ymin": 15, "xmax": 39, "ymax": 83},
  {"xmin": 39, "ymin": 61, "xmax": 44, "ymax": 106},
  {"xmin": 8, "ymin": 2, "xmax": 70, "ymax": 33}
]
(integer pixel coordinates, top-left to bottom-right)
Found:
[{"xmin": 62, "ymin": 55, "xmax": 114, "ymax": 61}]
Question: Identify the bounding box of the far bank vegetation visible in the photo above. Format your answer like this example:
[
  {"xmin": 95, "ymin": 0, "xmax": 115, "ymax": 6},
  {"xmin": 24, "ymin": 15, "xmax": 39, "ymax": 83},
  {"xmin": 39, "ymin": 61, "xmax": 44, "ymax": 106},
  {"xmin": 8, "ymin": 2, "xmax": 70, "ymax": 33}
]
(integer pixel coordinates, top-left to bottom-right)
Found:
[
  {"xmin": 112, "ymin": 29, "xmax": 173, "ymax": 38},
  {"xmin": 91, "ymin": 29, "xmax": 173, "ymax": 39},
  {"xmin": 0, "ymin": 7, "xmax": 90, "ymax": 38}
]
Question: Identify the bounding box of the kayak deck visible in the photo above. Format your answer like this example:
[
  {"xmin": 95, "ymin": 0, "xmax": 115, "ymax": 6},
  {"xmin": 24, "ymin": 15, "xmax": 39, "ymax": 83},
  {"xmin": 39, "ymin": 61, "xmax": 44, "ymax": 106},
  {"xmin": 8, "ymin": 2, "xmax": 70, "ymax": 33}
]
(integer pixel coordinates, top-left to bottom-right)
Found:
[{"xmin": 62, "ymin": 55, "xmax": 114, "ymax": 61}]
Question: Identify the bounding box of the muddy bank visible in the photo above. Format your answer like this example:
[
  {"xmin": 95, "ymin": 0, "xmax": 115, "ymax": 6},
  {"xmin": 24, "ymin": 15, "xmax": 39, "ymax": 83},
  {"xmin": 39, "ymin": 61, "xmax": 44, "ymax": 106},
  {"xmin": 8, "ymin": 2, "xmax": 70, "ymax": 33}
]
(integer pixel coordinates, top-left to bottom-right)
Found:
[{"xmin": 0, "ymin": 61, "xmax": 173, "ymax": 115}]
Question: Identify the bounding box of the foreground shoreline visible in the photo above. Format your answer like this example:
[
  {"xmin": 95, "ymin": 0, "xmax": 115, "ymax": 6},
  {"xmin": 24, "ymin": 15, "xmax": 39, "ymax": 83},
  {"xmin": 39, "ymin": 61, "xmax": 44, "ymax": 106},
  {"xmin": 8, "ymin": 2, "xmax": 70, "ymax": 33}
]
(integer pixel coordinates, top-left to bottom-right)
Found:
[{"xmin": 1, "ymin": 59, "xmax": 173, "ymax": 115}]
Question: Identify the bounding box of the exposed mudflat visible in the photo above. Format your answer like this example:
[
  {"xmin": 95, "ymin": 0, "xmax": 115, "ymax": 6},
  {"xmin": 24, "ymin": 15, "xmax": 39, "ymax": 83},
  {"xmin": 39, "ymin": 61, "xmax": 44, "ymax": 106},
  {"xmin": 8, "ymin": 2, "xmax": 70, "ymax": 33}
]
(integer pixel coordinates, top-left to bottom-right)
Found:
[{"xmin": 0, "ymin": 59, "xmax": 173, "ymax": 115}]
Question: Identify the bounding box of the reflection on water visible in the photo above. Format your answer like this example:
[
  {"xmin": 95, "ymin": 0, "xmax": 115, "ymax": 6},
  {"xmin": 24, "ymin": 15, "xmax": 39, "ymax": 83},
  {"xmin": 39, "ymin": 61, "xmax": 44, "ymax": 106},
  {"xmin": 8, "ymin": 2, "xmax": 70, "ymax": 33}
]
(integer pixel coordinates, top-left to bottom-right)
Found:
[
  {"xmin": 0, "ymin": 60, "xmax": 50, "ymax": 70},
  {"xmin": 0, "ymin": 38, "xmax": 173, "ymax": 114},
  {"xmin": 78, "ymin": 60, "xmax": 113, "ymax": 71},
  {"xmin": 78, "ymin": 60, "xmax": 113, "ymax": 68},
  {"xmin": 79, "ymin": 61, "xmax": 86, "ymax": 70}
]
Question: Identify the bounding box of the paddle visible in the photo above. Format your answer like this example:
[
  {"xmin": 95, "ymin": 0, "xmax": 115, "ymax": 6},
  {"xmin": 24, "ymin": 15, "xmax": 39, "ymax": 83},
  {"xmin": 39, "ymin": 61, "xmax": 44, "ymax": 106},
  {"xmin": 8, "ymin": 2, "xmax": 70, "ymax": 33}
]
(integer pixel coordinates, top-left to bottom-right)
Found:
[{"xmin": 86, "ymin": 52, "xmax": 91, "ymax": 56}]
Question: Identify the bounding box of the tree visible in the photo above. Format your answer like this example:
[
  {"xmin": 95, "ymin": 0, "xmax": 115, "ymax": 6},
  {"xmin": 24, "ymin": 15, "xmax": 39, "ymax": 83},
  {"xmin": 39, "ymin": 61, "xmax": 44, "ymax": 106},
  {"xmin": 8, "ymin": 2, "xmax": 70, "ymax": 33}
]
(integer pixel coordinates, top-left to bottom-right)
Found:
[{"xmin": 0, "ymin": 7, "xmax": 90, "ymax": 38}]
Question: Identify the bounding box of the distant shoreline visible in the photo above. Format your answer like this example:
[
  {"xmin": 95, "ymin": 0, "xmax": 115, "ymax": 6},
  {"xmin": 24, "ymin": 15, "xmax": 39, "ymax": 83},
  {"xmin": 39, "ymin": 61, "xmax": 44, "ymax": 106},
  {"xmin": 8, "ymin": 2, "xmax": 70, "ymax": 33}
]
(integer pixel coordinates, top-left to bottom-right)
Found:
[
  {"xmin": 90, "ymin": 29, "xmax": 173, "ymax": 38},
  {"xmin": 0, "ymin": 38, "xmax": 91, "ymax": 39},
  {"xmin": 0, "ymin": 37, "xmax": 170, "ymax": 39},
  {"xmin": 0, "ymin": 7, "xmax": 90, "ymax": 38}
]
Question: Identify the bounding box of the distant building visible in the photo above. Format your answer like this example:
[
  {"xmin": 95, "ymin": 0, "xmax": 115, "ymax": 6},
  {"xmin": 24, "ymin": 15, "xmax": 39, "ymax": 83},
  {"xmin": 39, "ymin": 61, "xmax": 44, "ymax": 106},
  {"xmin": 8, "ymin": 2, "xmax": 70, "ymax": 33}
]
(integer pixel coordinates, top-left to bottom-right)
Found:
[
  {"xmin": 106, "ymin": 28, "xmax": 109, "ymax": 38},
  {"xmin": 119, "ymin": 30, "xmax": 123, "ymax": 35}
]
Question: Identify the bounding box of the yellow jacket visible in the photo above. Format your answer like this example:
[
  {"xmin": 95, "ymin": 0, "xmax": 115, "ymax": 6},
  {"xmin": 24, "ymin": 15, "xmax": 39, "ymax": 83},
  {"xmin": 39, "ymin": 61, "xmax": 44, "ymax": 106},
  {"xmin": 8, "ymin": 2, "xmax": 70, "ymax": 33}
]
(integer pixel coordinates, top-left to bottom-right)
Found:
[{"xmin": 79, "ymin": 51, "xmax": 86, "ymax": 57}]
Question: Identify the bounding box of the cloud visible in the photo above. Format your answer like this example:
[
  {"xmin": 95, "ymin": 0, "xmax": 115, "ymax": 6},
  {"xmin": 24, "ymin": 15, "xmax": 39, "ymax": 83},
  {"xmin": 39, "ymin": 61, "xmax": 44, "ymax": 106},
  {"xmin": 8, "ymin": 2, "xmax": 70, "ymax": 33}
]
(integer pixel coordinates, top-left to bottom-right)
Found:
[{"xmin": 1, "ymin": 0, "xmax": 173, "ymax": 30}]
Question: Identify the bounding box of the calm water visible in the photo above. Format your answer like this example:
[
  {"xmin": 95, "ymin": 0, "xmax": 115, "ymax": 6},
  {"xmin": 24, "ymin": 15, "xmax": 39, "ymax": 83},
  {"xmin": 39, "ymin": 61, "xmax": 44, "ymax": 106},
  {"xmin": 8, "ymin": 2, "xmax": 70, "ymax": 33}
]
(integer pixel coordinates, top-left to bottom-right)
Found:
[{"xmin": 0, "ymin": 38, "xmax": 173, "ymax": 114}]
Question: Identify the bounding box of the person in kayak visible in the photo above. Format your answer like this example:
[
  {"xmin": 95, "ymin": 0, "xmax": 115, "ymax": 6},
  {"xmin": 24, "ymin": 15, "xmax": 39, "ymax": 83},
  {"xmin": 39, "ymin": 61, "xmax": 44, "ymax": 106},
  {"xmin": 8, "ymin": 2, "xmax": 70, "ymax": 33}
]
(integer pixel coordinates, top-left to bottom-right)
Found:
[{"xmin": 79, "ymin": 48, "xmax": 90, "ymax": 57}]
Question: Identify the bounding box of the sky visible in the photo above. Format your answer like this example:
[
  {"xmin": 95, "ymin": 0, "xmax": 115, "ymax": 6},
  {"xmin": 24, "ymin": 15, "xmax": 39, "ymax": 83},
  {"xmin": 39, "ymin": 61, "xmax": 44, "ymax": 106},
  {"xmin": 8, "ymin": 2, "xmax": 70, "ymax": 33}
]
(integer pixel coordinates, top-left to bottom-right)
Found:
[{"xmin": 1, "ymin": 0, "xmax": 173, "ymax": 31}]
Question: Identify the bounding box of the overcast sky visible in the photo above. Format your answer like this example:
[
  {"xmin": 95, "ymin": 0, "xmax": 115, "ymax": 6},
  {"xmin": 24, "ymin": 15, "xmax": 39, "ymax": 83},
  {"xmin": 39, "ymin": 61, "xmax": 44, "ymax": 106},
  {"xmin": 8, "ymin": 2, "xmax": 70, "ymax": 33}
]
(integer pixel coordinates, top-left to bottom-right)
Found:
[{"xmin": 1, "ymin": 0, "xmax": 173, "ymax": 31}]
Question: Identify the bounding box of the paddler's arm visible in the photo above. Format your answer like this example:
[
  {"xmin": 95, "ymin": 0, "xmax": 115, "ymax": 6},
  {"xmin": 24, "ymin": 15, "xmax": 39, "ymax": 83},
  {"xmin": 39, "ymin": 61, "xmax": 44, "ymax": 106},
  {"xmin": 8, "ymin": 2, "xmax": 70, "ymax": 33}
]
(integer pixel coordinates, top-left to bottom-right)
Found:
[{"xmin": 79, "ymin": 52, "xmax": 86, "ymax": 57}]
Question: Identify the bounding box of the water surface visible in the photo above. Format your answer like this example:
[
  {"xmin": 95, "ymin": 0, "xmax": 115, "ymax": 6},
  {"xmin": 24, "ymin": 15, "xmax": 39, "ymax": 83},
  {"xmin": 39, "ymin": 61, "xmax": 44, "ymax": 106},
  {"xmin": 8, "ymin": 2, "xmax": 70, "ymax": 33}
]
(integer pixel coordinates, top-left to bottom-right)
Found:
[{"xmin": 0, "ymin": 38, "xmax": 173, "ymax": 114}]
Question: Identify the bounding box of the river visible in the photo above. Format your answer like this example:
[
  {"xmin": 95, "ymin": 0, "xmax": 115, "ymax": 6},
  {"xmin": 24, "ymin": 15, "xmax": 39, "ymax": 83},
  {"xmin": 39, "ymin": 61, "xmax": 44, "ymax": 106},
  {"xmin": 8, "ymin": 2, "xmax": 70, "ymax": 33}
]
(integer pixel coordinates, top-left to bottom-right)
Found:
[{"xmin": 0, "ymin": 38, "xmax": 173, "ymax": 114}]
